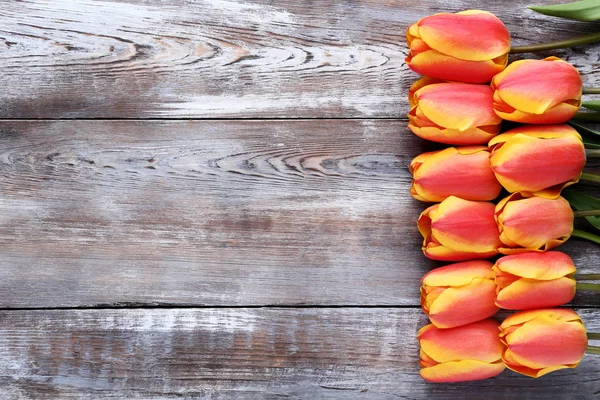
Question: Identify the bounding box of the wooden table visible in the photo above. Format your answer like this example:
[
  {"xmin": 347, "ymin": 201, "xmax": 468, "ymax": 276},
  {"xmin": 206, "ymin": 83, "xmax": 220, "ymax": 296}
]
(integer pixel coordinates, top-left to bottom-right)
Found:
[{"xmin": 1, "ymin": 1, "xmax": 599, "ymax": 398}]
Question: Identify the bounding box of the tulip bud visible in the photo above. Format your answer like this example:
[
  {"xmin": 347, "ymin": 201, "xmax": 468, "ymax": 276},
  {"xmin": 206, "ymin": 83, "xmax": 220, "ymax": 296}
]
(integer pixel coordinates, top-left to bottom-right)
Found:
[
  {"xmin": 406, "ymin": 10, "xmax": 510, "ymax": 83},
  {"xmin": 419, "ymin": 319, "xmax": 505, "ymax": 382},
  {"xmin": 489, "ymin": 124, "xmax": 586, "ymax": 199},
  {"xmin": 499, "ymin": 309, "xmax": 587, "ymax": 378},
  {"xmin": 421, "ymin": 260, "xmax": 499, "ymax": 328},
  {"xmin": 408, "ymin": 82, "xmax": 502, "ymax": 145},
  {"xmin": 493, "ymin": 252, "xmax": 576, "ymax": 310},
  {"xmin": 495, "ymin": 193, "xmax": 573, "ymax": 254},
  {"xmin": 418, "ymin": 196, "xmax": 501, "ymax": 261},
  {"xmin": 410, "ymin": 146, "xmax": 502, "ymax": 202},
  {"xmin": 491, "ymin": 57, "xmax": 582, "ymax": 124}
]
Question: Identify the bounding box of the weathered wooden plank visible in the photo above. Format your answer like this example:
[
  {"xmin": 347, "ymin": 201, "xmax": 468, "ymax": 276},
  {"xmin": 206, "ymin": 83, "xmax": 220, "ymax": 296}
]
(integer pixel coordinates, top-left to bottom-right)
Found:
[
  {"xmin": 0, "ymin": 0, "xmax": 598, "ymax": 118},
  {"xmin": 0, "ymin": 308, "xmax": 598, "ymax": 399},
  {"xmin": 0, "ymin": 120, "xmax": 598, "ymax": 308}
]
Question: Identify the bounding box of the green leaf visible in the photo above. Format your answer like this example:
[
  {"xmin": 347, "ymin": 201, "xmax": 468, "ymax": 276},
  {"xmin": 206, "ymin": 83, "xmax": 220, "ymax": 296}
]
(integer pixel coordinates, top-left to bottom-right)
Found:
[
  {"xmin": 568, "ymin": 121, "xmax": 600, "ymax": 148},
  {"xmin": 530, "ymin": 0, "xmax": 600, "ymax": 21},
  {"xmin": 563, "ymin": 189, "xmax": 600, "ymax": 230},
  {"xmin": 583, "ymin": 100, "xmax": 600, "ymax": 112}
]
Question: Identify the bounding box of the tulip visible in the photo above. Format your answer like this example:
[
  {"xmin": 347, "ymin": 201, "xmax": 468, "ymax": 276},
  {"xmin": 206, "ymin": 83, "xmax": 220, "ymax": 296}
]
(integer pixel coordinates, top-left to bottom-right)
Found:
[
  {"xmin": 493, "ymin": 252, "xmax": 576, "ymax": 310},
  {"xmin": 410, "ymin": 146, "xmax": 502, "ymax": 202},
  {"xmin": 406, "ymin": 10, "xmax": 510, "ymax": 83},
  {"xmin": 408, "ymin": 82, "xmax": 502, "ymax": 145},
  {"xmin": 418, "ymin": 196, "xmax": 501, "ymax": 261},
  {"xmin": 489, "ymin": 125, "xmax": 586, "ymax": 199},
  {"xmin": 421, "ymin": 260, "xmax": 499, "ymax": 328},
  {"xmin": 495, "ymin": 193, "xmax": 573, "ymax": 254},
  {"xmin": 419, "ymin": 319, "xmax": 505, "ymax": 382},
  {"xmin": 499, "ymin": 309, "xmax": 587, "ymax": 378},
  {"xmin": 491, "ymin": 57, "xmax": 582, "ymax": 124}
]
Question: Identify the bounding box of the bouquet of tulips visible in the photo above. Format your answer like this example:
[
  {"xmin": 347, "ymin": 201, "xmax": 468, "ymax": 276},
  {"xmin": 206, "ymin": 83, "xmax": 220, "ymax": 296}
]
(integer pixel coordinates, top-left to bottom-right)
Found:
[{"xmin": 406, "ymin": 1, "xmax": 600, "ymax": 383}]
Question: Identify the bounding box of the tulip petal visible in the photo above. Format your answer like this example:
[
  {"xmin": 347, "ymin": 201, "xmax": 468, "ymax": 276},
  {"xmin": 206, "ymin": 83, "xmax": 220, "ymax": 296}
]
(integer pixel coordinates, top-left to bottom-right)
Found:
[
  {"xmin": 422, "ymin": 260, "xmax": 494, "ymax": 286},
  {"xmin": 419, "ymin": 319, "xmax": 503, "ymax": 363},
  {"xmin": 409, "ymin": 77, "xmax": 445, "ymax": 108},
  {"xmin": 408, "ymin": 49, "xmax": 508, "ymax": 84},
  {"xmin": 417, "ymin": 11, "xmax": 510, "ymax": 61},
  {"xmin": 493, "ymin": 101, "xmax": 581, "ymax": 125},
  {"xmin": 416, "ymin": 83, "xmax": 501, "ymax": 131},
  {"xmin": 497, "ymin": 195, "xmax": 573, "ymax": 251},
  {"xmin": 433, "ymin": 197, "xmax": 501, "ymax": 253},
  {"xmin": 492, "ymin": 57, "xmax": 582, "ymax": 115},
  {"xmin": 428, "ymin": 279, "xmax": 499, "ymax": 328},
  {"xmin": 495, "ymin": 277, "xmax": 576, "ymax": 310},
  {"xmin": 495, "ymin": 252, "xmax": 576, "ymax": 280},
  {"xmin": 409, "ymin": 124, "xmax": 499, "ymax": 145},
  {"xmin": 412, "ymin": 147, "xmax": 501, "ymax": 202},
  {"xmin": 502, "ymin": 350, "xmax": 570, "ymax": 378},
  {"xmin": 500, "ymin": 308, "xmax": 581, "ymax": 330},
  {"xmin": 503, "ymin": 316, "xmax": 587, "ymax": 369},
  {"xmin": 490, "ymin": 132, "xmax": 585, "ymax": 198},
  {"xmin": 421, "ymin": 360, "xmax": 505, "ymax": 382}
]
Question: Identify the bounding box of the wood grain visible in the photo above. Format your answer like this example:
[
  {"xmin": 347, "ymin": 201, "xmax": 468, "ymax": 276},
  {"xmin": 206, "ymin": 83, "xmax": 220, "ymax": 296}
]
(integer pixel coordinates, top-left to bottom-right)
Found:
[
  {"xmin": 0, "ymin": 308, "xmax": 598, "ymax": 399},
  {"xmin": 0, "ymin": 119, "xmax": 598, "ymax": 308},
  {"xmin": 0, "ymin": 0, "xmax": 598, "ymax": 118}
]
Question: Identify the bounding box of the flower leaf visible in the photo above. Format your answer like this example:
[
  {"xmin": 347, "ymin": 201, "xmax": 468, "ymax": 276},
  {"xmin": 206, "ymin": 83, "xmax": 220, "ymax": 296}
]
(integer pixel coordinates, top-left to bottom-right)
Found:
[
  {"xmin": 563, "ymin": 189, "xmax": 600, "ymax": 230},
  {"xmin": 583, "ymin": 100, "xmax": 600, "ymax": 112},
  {"xmin": 568, "ymin": 121, "xmax": 600, "ymax": 148},
  {"xmin": 530, "ymin": 0, "xmax": 600, "ymax": 21}
]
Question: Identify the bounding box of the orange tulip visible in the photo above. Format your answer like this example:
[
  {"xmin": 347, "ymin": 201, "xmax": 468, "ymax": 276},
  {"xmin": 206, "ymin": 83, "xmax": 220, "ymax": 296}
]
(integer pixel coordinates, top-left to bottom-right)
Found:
[
  {"xmin": 406, "ymin": 10, "xmax": 510, "ymax": 83},
  {"xmin": 421, "ymin": 260, "xmax": 499, "ymax": 328},
  {"xmin": 491, "ymin": 57, "xmax": 582, "ymax": 124},
  {"xmin": 410, "ymin": 146, "xmax": 502, "ymax": 202},
  {"xmin": 419, "ymin": 319, "xmax": 505, "ymax": 382},
  {"xmin": 489, "ymin": 125, "xmax": 585, "ymax": 198},
  {"xmin": 495, "ymin": 193, "xmax": 573, "ymax": 254},
  {"xmin": 409, "ymin": 81, "xmax": 502, "ymax": 145},
  {"xmin": 418, "ymin": 196, "xmax": 501, "ymax": 261},
  {"xmin": 500, "ymin": 309, "xmax": 587, "ymax": 378},
  {"xmin": 493, "ymin": 252, "xmax": 576, "ymax": 310}
]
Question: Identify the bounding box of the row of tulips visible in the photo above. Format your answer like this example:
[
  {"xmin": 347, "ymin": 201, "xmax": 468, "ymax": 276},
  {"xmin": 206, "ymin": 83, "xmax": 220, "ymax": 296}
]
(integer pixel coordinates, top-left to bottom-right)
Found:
[{"xmin": 406, "ymin": 8, "xmax": 597, "ymax": 383}]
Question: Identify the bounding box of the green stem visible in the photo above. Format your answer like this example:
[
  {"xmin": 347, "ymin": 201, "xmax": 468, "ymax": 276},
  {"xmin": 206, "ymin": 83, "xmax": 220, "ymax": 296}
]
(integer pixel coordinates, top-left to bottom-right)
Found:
[
  {"xmin": 583, "ymin": 88, "xmax": 600, "ymax": 95},
  {"xmin": 574, "ymin": 112, "xmax": 600, "ymax": 122},
  {"xmin": 576, "ymin": 282, "xmax": 600, "ymax": 291},
  {"xmin": 586, "ymin": 345, "xmax": 600, "ymax": 355},
  {"xmin": 580, "ymin": 172, "xmax": 600, "ymax": 182},
  {"xmin": 588, "ymin": 333, "xmax": 600, "ymax": 340},
  {"xmin": 572, "ymin": 229, "xmax": 600, "ymax": 245},
  {"xmin": 574, "ymin": 209, "xmax": 600, "ymax": 217},
  {"xmin": 510, "ymin": 32, "xmax": 600, "ymax": 54},
  {"xmin": 578, "ymin": 274, "xmax": 600, "ymax": 280}
]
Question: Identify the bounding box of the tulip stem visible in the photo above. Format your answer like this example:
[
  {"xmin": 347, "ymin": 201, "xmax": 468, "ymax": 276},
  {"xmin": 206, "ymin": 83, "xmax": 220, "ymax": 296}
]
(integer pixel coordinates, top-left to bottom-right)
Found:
[
  {"xmin": 510, "ymin": 32, "xmax": 600, "ymax": 54},
  {"xmin": 586, "ymin": 345, "xmax": 600, "ymax": 355},
  {"xmin": 574, "ymin": 112, "xmax": 600, "ymax": 122},
  {"xmin": 583, "ymin": 88, "xmax": 600, "ymax": 95},
  {"xmin": 578, "ymin": 274, "xmax": 600, "ymax": 280},
  {"xmin": 572, "ymin": 229, "xmax": 600, "ymax": 245},
  {"xmin": 576, "ymin": 282, "xmax": 600, "ymax": 291},
  {"xmin": 574, "ymin": 209, "xmax": 600, "ymax": 217},
  {"xmin": 588, "ymin": 333, "xmax": 600, "ymax": 340},
  {"xmin": 579, "ymin": 172, "xmax": 600, "ymax": 182}
]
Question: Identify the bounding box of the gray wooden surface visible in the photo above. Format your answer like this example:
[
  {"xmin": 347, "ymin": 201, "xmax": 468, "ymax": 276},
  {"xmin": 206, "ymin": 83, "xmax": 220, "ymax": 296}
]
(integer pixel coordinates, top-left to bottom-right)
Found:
[{"xmin": 0, "ymin": 0, "xmax": 599, "ymax": 398}]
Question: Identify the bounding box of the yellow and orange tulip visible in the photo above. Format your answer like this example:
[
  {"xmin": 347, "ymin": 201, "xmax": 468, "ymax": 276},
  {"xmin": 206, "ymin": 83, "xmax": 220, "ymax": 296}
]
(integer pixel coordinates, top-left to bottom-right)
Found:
[
  {"xmin": 495, "ymin": 193, "xmax": 573, "ymax": 254},
  {"xmin": 491, "ymin": 57, "xmax": 582, "ymax": 124},
  {"xmin": 421, "ymin": 260, "xmax": 499, "ymax": 328},
  {"xmin": 406, "ymin": 10, "xmax": 510, "ymax": 83},
  {"xmin": 409, "ymin": 81, "xmax": 502, "ymax": 145},
  {"xmin": 419, "ymin": 319, "xmax": 505, "ymax": 382},
  {"xmin": 489, "ymin": 125, "xmax": 586, "ymax": 198},
  {"xmin": 493, "ymin": 252, "xmax": 576, "ymax": 310},
  {"xmin": 500, "ymin": 309, "xmax": 587, "ymax": 378},
  {"xmin": 410, "ymin": 146, "xmax": 502, "ymax": 202},
  {"xmin": 418, "ymin": 196, "xmax": 501, "ymax": 261}
]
